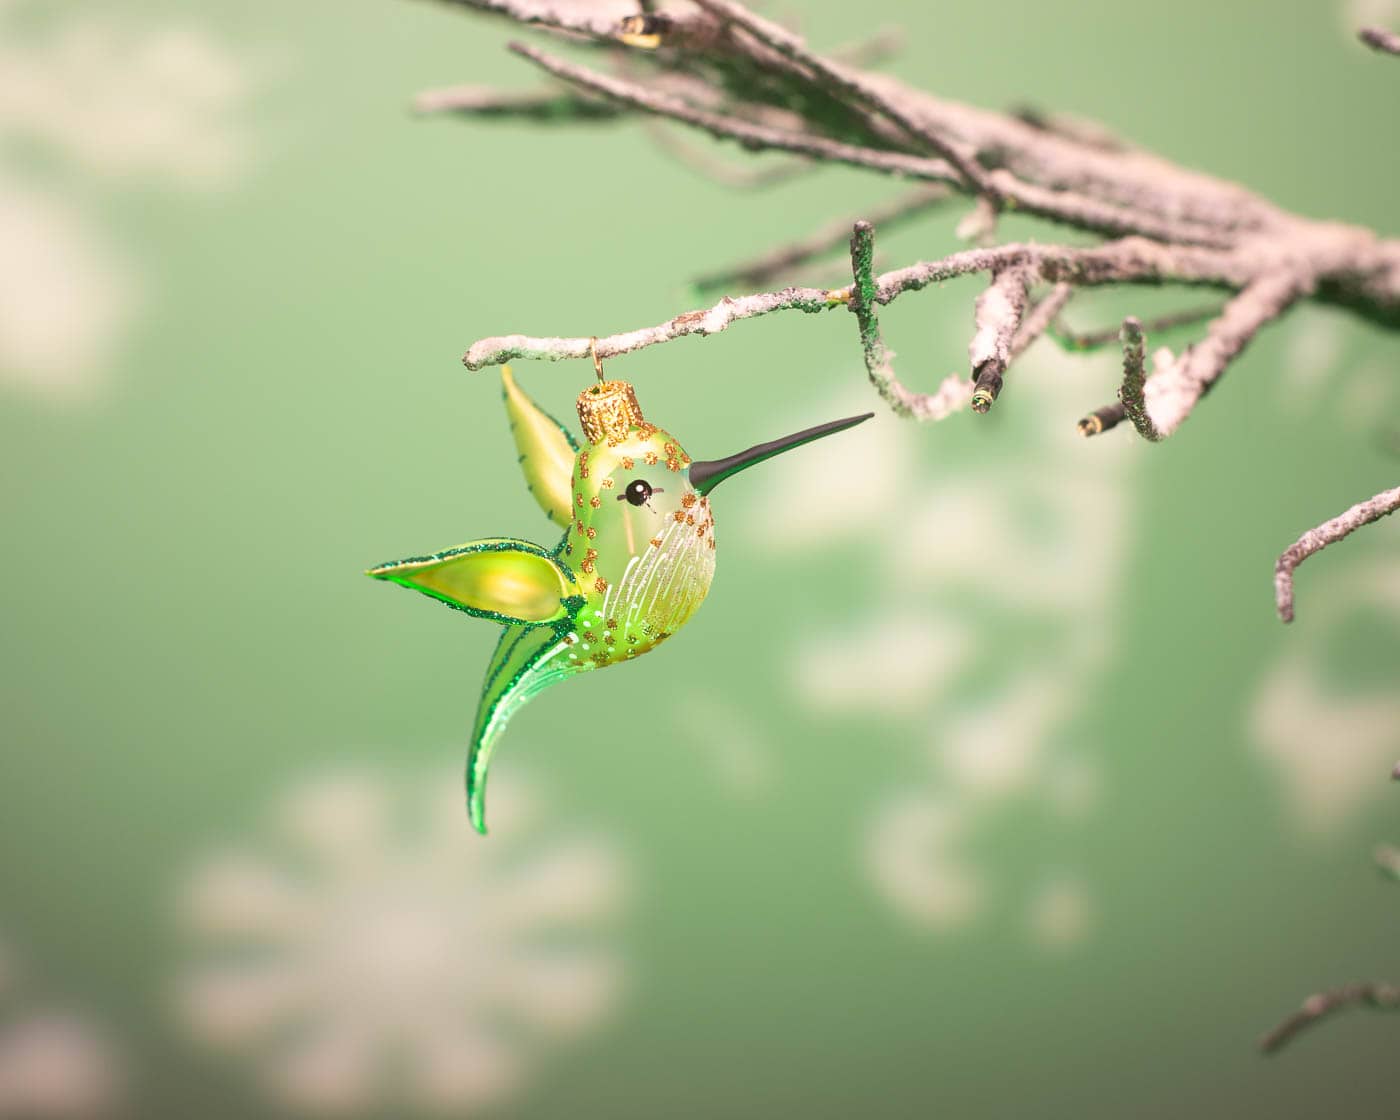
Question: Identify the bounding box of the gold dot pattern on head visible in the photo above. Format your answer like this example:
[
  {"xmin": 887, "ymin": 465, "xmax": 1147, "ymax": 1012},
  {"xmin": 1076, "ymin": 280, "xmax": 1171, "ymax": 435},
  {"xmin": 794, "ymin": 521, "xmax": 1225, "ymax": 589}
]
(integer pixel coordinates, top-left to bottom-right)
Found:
[
  {"xmin": 644, "ymin": 451, "xmax": 659, "ymax": 466},
  {"xmin": 601, "ymin": 478, "xmax": 615, "ymax": 489},
  {"xmin": 590, "ymin": 496, "xmax": 601, "ymax": 508},
  {"xmin": 681, "ymin": 493, "xmax": 696, "ymax": 509},
  {"xmin": 666, "ymin": 457, "xmax": 681, "ymax": 471},
  {"xmin": 621, "ymin": 456, "xmax": 634, "ymax": 470}
]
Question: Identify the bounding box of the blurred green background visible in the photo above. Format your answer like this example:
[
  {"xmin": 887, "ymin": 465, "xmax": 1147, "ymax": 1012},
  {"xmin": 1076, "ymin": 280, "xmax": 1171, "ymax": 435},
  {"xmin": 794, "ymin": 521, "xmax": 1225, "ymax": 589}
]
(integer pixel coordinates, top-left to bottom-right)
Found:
[{"xmin": 2, "ymin": 0, "xmax": 1399, "ymax": 1116}]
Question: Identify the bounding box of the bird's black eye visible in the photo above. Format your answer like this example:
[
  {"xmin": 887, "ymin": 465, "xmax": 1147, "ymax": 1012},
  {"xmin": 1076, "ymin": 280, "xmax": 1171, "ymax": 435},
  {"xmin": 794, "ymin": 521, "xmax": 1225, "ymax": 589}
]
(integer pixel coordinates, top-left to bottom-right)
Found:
[{"xmin": 622, "ymin": 479, "xmax": 653, "ymax": 506}]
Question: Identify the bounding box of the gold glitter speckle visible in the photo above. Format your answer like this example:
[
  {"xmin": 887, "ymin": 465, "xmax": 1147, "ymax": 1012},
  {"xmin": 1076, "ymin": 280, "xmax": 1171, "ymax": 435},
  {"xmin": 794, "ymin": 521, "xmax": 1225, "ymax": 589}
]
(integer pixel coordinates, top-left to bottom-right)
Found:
[
  {"xmin": 681, "ymin": 493, "xmax": 697, "ymax": 509},
  {"xmin": 590, "ymin": 496, "xmax": 601, "ymax": 508},
  {"xmin": 673, "ymin": 511, "xmax": 685, "ymax": 524},
  {"xmin": 621, "ymin": 456, "xmax": 634, "ymax": 470},
  {"xmin": 581, "ymin": 559, "xmax": 595, "ymax": 574},
  {"xmin": 586, "ymin": 526, "xmax": 597, "ymax": 539},
  {"xmin": 644, "ymin": 451, "xmax": 659, "ymax": 466},
  {"xmin": 601, "ymin": 478, "xmax": 615, "ymax": 490},
  {"xmin": 594, "ymin": 576, "xmax": 608, "ymax": 593},
  {"xmin": 650, "ymin": 537, "xmax": 662, "ymax": 548},
  {"xmin": 606, "ymin": 618, "xmax": 618, "ymax": 629},
  {"xmin": 576, "ymin": 493, "xmax": 583, "ymax": 507},
  {"xmin": 685, "ymin": 514, "xmax": 695, "ymax": 525}
]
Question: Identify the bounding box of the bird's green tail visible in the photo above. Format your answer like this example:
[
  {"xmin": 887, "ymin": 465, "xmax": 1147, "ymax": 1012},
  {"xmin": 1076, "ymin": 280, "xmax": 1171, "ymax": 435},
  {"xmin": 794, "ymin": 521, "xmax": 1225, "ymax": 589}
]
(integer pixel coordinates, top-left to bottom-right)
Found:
[{"xmin": 467, "ymin": 622, "xmax": 581, "ymax": 833}]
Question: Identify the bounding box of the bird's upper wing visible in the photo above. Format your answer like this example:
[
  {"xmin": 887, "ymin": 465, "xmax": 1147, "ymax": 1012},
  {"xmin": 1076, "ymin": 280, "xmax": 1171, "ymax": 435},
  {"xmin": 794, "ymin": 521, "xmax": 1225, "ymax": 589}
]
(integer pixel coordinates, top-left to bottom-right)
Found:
[{"xmin": 501, "ymin": 365, "xmax": 579, "ymax": 529}]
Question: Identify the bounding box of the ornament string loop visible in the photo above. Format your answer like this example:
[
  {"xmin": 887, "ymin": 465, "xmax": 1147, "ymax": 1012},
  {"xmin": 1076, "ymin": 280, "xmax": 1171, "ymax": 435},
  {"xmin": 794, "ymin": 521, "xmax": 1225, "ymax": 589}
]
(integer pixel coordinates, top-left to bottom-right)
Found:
[{"xmin": 589, "ymin": 337, "xmax": 605, "ymax": 384}]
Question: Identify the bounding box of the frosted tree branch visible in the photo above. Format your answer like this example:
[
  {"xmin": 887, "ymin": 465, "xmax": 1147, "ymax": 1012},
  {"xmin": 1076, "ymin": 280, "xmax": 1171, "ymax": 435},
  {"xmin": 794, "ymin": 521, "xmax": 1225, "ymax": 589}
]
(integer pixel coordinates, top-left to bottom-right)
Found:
[
  {"xmin": 1361, "ymin": 27, "xmax": 1400, "ymax": 55},
  {"xmin": 413, "ymin": 83, "xmax": 620, "ymax": 119},
  {"xmin": 1274, "ymin": 483, "xmax": 1400, "ymax": 622},
  {"xmin": 421, "ymin": 0, "xmax": 1400, "ymax": 618},
  {"xmin": 846, "ymin": 219, "xmax": 971, "ymax": 420},
  {"xmin": 1261, "ymin": 982, "xmax": 1400, "ymax": 1053},
  {"xmin": 968, "ymin": 267, "xmax": 1032, "ymax": 412},
  {"xmin": 1117, "ymin": 316, "xmax": 1160, "ymax": 441},
  {"xmin": 693, "ymin": 185, "xmax": 951, "ymax": 291}
]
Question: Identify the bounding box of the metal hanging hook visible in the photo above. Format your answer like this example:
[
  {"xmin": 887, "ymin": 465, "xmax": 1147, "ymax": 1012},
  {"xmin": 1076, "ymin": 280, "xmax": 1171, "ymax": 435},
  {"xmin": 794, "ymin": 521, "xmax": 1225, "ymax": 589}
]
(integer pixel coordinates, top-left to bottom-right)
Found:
[{"xmin": 589, "ymin": 337, "xmax": 605, "ymax": 383}]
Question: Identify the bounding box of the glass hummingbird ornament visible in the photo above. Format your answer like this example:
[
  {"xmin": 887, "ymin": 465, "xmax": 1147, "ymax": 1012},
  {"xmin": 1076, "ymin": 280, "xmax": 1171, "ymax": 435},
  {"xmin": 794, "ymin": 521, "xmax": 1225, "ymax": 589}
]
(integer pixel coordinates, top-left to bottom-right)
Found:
[{"xmin": 368, "ymin": 365, "xmax": 871, "ymax": 833}]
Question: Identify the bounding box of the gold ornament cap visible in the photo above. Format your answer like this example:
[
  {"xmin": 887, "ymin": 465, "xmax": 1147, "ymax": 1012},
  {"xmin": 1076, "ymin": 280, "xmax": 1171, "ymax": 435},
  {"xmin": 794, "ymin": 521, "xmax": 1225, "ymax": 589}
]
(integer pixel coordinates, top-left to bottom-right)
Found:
[{"xmin": 577, "ymin": 379, "xmax": 644, "ymax": 444}]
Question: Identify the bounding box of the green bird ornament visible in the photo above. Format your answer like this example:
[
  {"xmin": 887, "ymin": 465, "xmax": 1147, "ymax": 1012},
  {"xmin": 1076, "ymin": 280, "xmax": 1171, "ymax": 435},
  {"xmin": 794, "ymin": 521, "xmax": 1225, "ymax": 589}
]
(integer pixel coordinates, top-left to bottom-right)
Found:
[{"xmin": 369, "ymin": 368, "xmax": 871, "ymax": 832}]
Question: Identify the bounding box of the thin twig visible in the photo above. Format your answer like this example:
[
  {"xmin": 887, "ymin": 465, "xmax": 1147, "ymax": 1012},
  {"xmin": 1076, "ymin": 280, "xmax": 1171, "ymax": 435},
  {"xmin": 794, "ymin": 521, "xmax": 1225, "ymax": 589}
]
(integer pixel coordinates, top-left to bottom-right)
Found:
[
  {"xmin": 642, "ymin": 120, "xmax": 813, "ymax": 189},
  {"xmin": 828, "ymin": 26, "xmax": 904, "ymax": 69},
  {"xmin": 1260, "ymin": 982, "xmax": 1400, "ymax": 1053},
  {"xmin": 1077, "ymin": 404, "xmax": 1126, "ymax": 438},
  {"xmin": 847, "ymin": 220, "xmax": 969, "ymax": 420},
  {"xmin": 465, "ymin": 236, "xmax": 1243, "ymax": 369},
  {"xmin": 506, "ymin": 40, "xmax": 961, "ymax": 182},
  {"xmin": 504, "ymin": 42, "xmax": 1239, "ymax": 247},
  {"xmin": 426, "ymin": 0, "xmax": 622, "ymax": 40},
  {"xmin": 1117, "ymin": 316, "xmax": 1162, "ymax": 440},
  {"xmin": 413, "ymin": 83, "xmax": 622, "ymax": 120},
  {"xmin": 1010, "ymin": 104, "xmax": 1133, "ymax": 153},
  {"xmin": 465, "ymin": 285, "xmax": 840, "ymax": 368},
  {"xmin": 1141, "ymin": 271, "xmax": 1312, "ymax": 438},
  {"xmin": 694, "ymin": 185, "xmax": 951, "ymax": 291},
  {"xmin": 1274, "ymin": 483, "xmax": 1400, "ymax": 622},
  {"xmin": 1048, "ymin": 304, "xmax": 1223, "ymax": 351},
  {"xmin": 1009, "ymin": 283, "xmax": 1075, "ymax": 360},
  {"xmin": 969, "ymin": 267, "xmax": 1033, "ymax": 412},
  {"xmin": 1360, "ymin": 27, "xmax": 1400, "ymax": 55},
  {"xmin": 690, "ymin": 0, "xmax": 1001, "ymax": 201}
]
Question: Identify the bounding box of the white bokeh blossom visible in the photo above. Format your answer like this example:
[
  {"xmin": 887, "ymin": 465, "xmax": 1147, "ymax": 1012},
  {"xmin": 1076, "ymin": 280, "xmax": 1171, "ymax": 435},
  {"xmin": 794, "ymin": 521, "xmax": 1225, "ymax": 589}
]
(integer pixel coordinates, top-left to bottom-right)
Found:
[
  {"xmin": 1251, "ymin": 563, "xmax": 1400, "ymax": 833},
  {"xmin": 0, "ymin": 4, "xmax": 259, "ymax": 398},
  {"xmin": 175, "ymin": 767, "xmax": 627, "ymax": 1116},
  {"xmin": 751, "ymin": 339, "xmax": 1129, "ymax": 940},
  {"xmin": 0, "ymin": 934, "xmax": 125, "ymax": 1119}
]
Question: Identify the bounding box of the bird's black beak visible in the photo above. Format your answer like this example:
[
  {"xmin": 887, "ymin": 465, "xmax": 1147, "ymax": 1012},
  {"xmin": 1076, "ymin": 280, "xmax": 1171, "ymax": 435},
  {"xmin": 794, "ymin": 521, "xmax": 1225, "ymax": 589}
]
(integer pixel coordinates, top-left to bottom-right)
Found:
[{"xmin": 687, "ymin": 412, "xmax": 874, "ymax": 497}]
